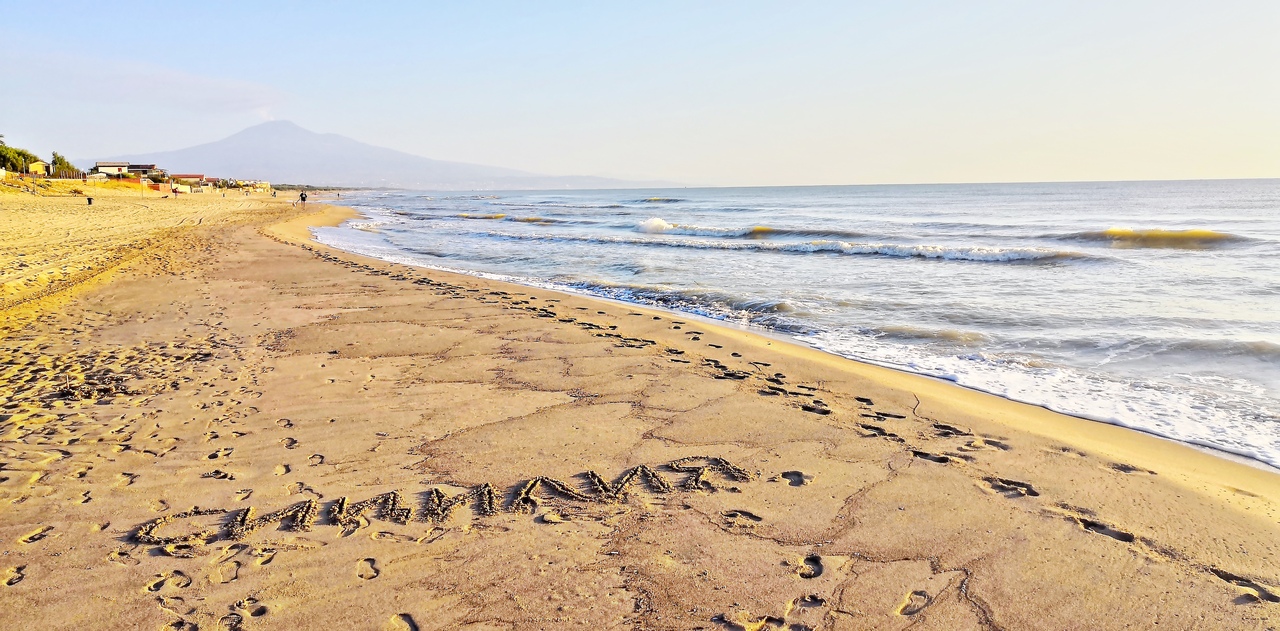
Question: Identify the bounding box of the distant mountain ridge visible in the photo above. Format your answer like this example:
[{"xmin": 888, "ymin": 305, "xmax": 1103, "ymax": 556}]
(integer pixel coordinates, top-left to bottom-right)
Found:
[{"xmin": 82, "ymin": 121, "xmax": 670, "ymax": 190}]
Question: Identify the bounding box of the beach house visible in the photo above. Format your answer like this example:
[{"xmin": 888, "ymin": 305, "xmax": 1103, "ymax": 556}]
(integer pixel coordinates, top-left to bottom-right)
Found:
[
  {"xmin": 28, "ymin": 160, "xmax": 48, "ymax": 176},
  {"xmin": 93, "ymin": 162, "xmax": 130, "ymax": 176},
  {"xmin": 127, "ymin": 164, "xmax": 166, "ymax": 178},
  {"xmin": 170, "ymin": 174, "xmax": 206, "ymax": 193}
]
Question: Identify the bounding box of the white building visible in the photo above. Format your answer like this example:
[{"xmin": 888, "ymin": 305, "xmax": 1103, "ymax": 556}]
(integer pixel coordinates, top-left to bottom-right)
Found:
[{"xmin": 94, "ymin": 162, "xmax": 130, "ymax": 176}]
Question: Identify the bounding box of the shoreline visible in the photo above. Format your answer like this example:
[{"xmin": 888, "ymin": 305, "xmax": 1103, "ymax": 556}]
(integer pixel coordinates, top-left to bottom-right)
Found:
[
  {"xmin": 3, "ymin": 194, "xmax": 1277, "ymax": 629},
  {"xmin": 314, "ymin": 205, "xmax": 1280, "ymax": 476}
]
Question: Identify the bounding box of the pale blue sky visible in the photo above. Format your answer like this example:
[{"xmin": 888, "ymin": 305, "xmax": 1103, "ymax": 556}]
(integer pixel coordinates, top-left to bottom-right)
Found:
[{"xmin": 2, "ymin": 1, "xmax": 1276, "ymax": 185}]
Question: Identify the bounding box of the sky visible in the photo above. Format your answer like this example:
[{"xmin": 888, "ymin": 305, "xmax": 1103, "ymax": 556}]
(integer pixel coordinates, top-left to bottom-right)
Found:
[{"xmin": 2, "ymin": 1, "xmax": 1277, "ymax": 186}]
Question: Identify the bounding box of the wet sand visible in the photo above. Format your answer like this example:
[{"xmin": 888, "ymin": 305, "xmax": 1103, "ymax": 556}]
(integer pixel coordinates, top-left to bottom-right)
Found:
[{"xmin": 1, "ymin": 190, "xmax": 1278, "ymax": 630}]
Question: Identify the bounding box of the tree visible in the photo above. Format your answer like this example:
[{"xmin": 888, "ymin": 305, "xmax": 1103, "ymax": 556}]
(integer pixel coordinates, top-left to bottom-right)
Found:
[
  {"xmin": 50, "ymin": 152, "xmax": 83, "ymax": 178},
  {"xmin": 0, "ymin": 145, "xmax": 40, "ymax": 172}
]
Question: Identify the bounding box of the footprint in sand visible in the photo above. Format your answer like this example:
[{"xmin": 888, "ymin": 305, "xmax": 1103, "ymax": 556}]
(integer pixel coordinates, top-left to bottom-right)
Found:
[
  {"xmin": 308, "ymin": 454, "xmax": 325, "ymax": 466},
  {"xmin": 287, "ymin": 481, "xmax": 322, "ymax": 498},
  {"xmin": 357, "ymin": 558, "xmax": 381, "ymax": 580},
  {"xmin": 233, "ymin": 596, "xmax": 269, "ymax": 618},
  {"xmin": 145, "ymin": 570, "xmax": 192, "ymax": 592},
  {"xmin": 897, "ymin": 590, "xmax": 931, "ymax": 616},
  {"xmin": 722, "ymin": 510, "xmax": 764, "ymax": 528},
  {"xmin": 20, "ymin": 526, "xmax": 53, "ymax": 544},
  {"xmin": 958, "ymin": 437, "xmax": 1012, "ymax": 452},
  {"xmin": 235, "ymin": 489, "xmax": 253, "ymax": 501},
  {"xmin": 162, "ymin": 543, "xmax": 204, "ymax": 559},
  {"xmin": 115, "ymin": 472, "xmax": 139, "ymax": 487},
  {"xmin": 207, "ymin": 447, "xmax": 233, "ymax": 460},
  {"xmin": 932, "ymin": 423, "xmax": 971, "ymax": 438},
  {"xmin": 798, "ymin": 554, "xmax": 823, "ymax": 579},
  {"xmin": 4, "ymin": 566, "xmax": 25, "ymax": 586},
  {"xmin": 276, "ymin": 419, "xmax": 293, "ymax": 428},
  {"xmin": 372, "ymin": 531, "xmax": 419, "ymax": 544},
  {"xmin": 1211, "ymin": 568, "xmax": 1280, "ymax": 604},
  {"xmin": 218, "ymin": 613, "xmax": 244, "ymax": 631},
  {"xmin": 252, "ymin": 547, "xmax": 277, "ymax": 565},
  {"xmin": 779, "ymin": 471, "xmax": 811, "ymax": 487},
  {"xmin": 280, "ymin": 438, "xmax": 299, "ymax": 450},
  {"xmin": 385, "ymin": 613, "xmax": 421, "ymax": 631},
  {"xmin": 157, "ymin": 595, "xmax": 195, "ymax": 616},
  {"xmin": 108, "ymin": 548, "xmax": 141, "ymax": 566},
  {"xmin": 273, "ymin": 464, "xmax": 291, "ymax": 476},
  {"xmin": 911, "ymin": 451, "xmax": 950, "ymax": 464},
  {"xmin": 212, "ymin": 560, "xmax": 242, "ymax": 584},
  {"xmin": 1074, "ymin": 517, "xmax": 1135, "ymax": 543},
  {"xmin": 984, "ymin": 477, "xmax": 1040, "ymax": 498}
]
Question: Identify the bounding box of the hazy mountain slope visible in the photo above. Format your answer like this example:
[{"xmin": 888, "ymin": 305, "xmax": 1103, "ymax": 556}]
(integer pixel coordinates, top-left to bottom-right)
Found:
[{"xmin": 84, "ymin": 121, "xmax": 665, "ymax": 190}]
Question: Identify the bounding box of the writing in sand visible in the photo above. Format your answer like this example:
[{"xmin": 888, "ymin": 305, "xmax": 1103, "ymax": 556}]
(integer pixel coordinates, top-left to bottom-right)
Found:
[{"xmin": 134, "ymin": 456, "xmax": 753, "ymax": 549}]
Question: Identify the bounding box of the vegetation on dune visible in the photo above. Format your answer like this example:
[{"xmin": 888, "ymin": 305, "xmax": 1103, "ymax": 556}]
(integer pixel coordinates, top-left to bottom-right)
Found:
[{"xmin": 0, "ymin": 144, "xmax": 41, "ymax": 173}]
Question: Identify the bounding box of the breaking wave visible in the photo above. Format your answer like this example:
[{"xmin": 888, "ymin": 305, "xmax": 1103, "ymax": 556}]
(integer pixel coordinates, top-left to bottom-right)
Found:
[
  {"xmin": 631, "ymin": 197, "xmax": 684, "ymax": 204},
  {"xmin": 636, "ymin": 217, "xmax": 863, "ymax": 239},
  {"xmin": 560, "ymin": 281, "xmax": 814, "ymax": 333},
  {"xmin": 477, "ymin": 230, "xmax": 1091, "ymax": 263},
  {"xmin": 1060, "ymin": 228, "xmax": 1247, "ymax": 248},
  {"xmin": 457, "ymin": 213, "xmax": 580, "ymax": 225}
]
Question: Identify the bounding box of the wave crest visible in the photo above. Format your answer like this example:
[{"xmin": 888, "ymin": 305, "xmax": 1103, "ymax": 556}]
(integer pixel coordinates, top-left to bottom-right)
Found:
[
  {"xmin": 481, "ymin": 230, "xmax": 1089, "ymax": 263},
  {"xmin": 1066, "ymin": 228, "xmax": 1245, "ymax": 248},
  {"xmin": 636, "ymin": 217, "xmax": 863, "ymax": 239}
]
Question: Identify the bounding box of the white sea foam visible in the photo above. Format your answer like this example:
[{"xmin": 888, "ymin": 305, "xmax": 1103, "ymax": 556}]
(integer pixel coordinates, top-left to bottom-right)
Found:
[
  {"xmin": 492, "ymin": 230, "xmax": 1085, "ymax": 262},
  {"xmin": 805, "ymin": 331, "xmax": 1280, "ymax": 467}
]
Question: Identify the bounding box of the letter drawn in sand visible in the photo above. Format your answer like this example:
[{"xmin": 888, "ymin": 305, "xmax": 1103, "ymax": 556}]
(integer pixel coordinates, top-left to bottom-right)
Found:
[
  {"xmin": 583, "ymin": 465, "xmax": 674, "ymax": 500},
  {"xmin": 668, "ymin": 456, "xmax": 753, "ymax": 491},
  {"xmin": 227, "ymin": 500, "xmax": 319, "ymax": 540},
  {"xmin": 330, "ymin": 491, "xmax": 413, "ymax": 534},
  {"xmin": 134, "ymin": 507, "xmax": 228, "ymax": 546},
  {"xmin": 419, "ymin": 484, "xmax": 498, "ymax": 522}
]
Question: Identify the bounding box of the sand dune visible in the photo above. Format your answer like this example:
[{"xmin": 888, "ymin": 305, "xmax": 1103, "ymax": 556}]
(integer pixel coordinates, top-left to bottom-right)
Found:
[{"xmin": 1, "ymin": 190, "xmax": 1277, "ymax": 630}]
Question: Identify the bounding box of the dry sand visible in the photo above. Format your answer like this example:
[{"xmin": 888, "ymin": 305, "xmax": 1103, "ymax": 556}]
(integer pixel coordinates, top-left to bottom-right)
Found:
[{"xmin": 1, "ymin": 187, "xmax": 1278, "ymax": 630}]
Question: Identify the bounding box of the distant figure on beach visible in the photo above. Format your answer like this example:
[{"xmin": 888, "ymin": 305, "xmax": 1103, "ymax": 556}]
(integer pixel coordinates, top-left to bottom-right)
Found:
[{"xmin": 299, "ymin": 191, "xmax": 308, "ymax": 207}]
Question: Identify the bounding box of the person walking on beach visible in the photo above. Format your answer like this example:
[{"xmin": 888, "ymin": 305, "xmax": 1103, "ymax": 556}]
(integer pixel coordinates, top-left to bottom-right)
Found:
[{"xmin": 299, "ymin": 191, "xmax": 308, "ymax": 207}]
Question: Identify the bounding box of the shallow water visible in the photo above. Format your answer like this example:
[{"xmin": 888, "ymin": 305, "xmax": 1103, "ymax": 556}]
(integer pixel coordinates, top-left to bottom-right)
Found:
[{"xmin": 315, "ymin": 180, "xmax": 1280, "ymax": 467}]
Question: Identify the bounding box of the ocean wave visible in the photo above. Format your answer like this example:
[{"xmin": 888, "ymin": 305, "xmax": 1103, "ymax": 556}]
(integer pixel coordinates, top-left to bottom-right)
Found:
[
  {"xmin": 636, "ymin": 217, "xmax": 863, "ymax": 240},
  {"xmin": 1114, "ymin": 337, "xmax": 1280, "ymax": 361},
  {"xmin": 560, "ymin": 281, "xmax": 815, "ymax": 333},
  {"xmin": 477, "ymin": 230, "xmax": 1091, "ymax": 263},
  {"xmin": 1060, "ymin": 228, "xmax": 1247, "ymax": 248},
  {"xmin": 457, "ymin": 213, "xmax": 508, "ymax": 220},
  {"xmin": 507, "ymin": 216, "xmax": 565, "ymax": 224},
  {"xmin": 490, "ymin": 201, "xmax": 626, "ymax": 209},
  {"xmin": 631, "ymin": 197, "xmax": 684, "ymax": 204},
  {"xmin": 349, "ymin": 221, "xmax": 391, "ymax": 233},
  {"xmin": 876, "ymin": 324, "xmax": 989, "ymax": 345}
]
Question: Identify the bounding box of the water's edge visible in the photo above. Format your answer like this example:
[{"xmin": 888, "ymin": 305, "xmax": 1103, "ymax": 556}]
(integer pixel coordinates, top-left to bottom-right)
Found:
[{"xmin": 311, "ymin": 213, "xmax": 1280, "ymax": 474}]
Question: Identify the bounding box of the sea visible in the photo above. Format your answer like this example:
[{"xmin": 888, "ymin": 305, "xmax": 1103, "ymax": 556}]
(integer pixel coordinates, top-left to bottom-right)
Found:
[{"xmin": 313, "ymin": 180, "xmax": 1280, "ymax": 469}]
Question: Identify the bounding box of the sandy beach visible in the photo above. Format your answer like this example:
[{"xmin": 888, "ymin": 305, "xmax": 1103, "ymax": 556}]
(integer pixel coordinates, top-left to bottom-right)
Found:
[{"xmin": 2, "ymin": 188, "xmax": 1278, "ymax": 630}]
